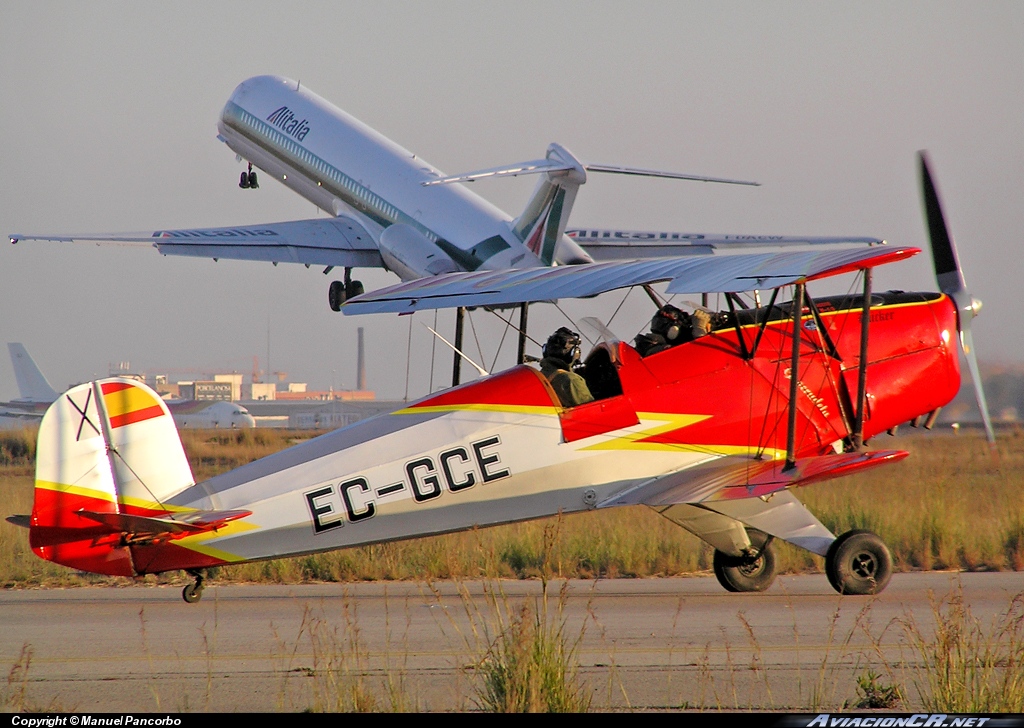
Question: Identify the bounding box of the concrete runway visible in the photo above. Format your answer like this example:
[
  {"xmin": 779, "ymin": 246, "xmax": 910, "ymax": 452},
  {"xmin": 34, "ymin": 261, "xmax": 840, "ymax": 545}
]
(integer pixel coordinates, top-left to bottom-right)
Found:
[{"xmin": 1, "ymin": 572, "xmax": 1020, "ymax": 712}]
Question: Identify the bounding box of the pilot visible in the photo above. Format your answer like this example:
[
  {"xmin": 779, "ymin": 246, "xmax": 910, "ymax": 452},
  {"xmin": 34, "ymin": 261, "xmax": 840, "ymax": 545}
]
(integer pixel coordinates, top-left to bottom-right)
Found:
[
  {"xmin": 539, "ymin": 327, "xmax": 594, "ymax": 408},
  {"xmin": 635, "ymin": 304, "xmax": 712, "ymax": 357}
]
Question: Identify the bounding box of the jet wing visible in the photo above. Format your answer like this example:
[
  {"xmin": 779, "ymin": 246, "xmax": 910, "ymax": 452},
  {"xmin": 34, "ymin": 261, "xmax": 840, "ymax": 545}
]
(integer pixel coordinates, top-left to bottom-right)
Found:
[
  {"xmin": 342, "ymin": 245, "xmax": 918, "ymax": 314},
  {"xmin": 567, "ymin": 229, "xmax": 884, "ymax": 261},
  {"xmin": 10, "ymin": 217, "xmax": 384, "ymax": 269},
  {"xmin": 598, "ymin": 450, "xmax": 909, "ymax": 508}
]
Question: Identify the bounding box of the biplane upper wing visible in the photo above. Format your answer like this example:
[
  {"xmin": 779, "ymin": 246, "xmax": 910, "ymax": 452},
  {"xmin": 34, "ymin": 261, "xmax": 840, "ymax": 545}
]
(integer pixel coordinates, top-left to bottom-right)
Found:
[
  {"xmin": 342, "ymin": 245, "xmax": 918, "ymax": 314},
  {"xmin": 10, "ymin": 217, "xmax": 384, "ymax": 269},
  {"xmin": 567, "ymin": 229, "xmax": 883, "ymax": 260}
]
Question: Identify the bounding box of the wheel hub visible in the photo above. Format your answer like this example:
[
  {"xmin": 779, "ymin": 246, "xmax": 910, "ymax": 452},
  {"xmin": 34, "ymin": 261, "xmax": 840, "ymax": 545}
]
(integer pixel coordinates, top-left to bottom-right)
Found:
[{"xmin": 851, "ymin": 551, "xmax": 877, "ymax": 579}]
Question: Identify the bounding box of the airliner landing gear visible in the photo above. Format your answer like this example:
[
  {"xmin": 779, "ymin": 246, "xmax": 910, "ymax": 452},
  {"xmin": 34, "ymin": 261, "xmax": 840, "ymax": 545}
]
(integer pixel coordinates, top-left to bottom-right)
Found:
[
  {"xmin": 182, "ymin": 569, "xmax": 205, "ymax": 603},
  {"xmin": 713, "ymin": 529, "xmax": 777, "ymax": 592},
  {"xmin": 825, "ymin": 530, "xmax": 892, "ymax": 595},
  {"xmin": 238, "ymin": 163, "xmax": 259, "ymax": 190},
  {"xmin": 328, "ymin": 268, "xmax": 364, "ymax": 312}
]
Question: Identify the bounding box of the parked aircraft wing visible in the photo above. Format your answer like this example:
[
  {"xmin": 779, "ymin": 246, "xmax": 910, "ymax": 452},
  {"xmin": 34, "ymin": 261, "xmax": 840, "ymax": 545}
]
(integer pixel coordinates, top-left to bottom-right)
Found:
[
  {"xmin": 568, "ymin": 229, "xmax": 884, "ymax": 261},
  {"xmin": 10, "ymin": 217, "xmax": 384, "ymax": 269},
  {"xmin": 342, "ymin": 246, "xmax": 918, "ymax": 314},
  {"xmin": 598, "ymin": 450, "xmax": 909, "ymax": 509}
]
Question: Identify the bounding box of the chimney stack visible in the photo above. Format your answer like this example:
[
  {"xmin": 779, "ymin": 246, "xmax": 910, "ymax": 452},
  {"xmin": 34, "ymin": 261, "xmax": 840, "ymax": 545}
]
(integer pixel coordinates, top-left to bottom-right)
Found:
[{"xmin": 357, "ymin": 327, "xmax": 366, "ymax": 391}]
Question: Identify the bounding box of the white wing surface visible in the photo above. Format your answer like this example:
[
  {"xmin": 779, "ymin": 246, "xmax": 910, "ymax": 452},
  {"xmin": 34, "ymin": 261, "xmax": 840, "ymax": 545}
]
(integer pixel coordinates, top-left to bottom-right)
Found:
[
  {"xmin": 342, "ymin": 246, "xmax": 918, "ymax": 315},
  {"xmin": 567, "ymin": 229, "xmax": 884, "ymax": 261},
  {"xmin": 11, "ymin": 217, "xmax": 384, "ymax": 269}
]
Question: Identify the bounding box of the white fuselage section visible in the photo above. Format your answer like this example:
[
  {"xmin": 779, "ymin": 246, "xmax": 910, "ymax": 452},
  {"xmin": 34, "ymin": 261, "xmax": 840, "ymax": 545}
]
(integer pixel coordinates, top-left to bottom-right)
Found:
[{"xmin": 217, "ymin": 75, "xmax": 542, "ymax": 277}]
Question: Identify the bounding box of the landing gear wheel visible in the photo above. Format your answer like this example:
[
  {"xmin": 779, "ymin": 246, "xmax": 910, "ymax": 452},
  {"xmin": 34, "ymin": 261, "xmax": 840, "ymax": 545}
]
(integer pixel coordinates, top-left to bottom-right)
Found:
[
  {"xmin": 182, "ymin": 583, "xmax": 204, "ymax": 603},
  {"xmin": 239, "ymin": 171, "xmax": 250, "ymax": 189},
  {"xmin": 329, "ymin": 280, "xmax": 345, "ymax": 312},
  {"xmin": 346, "ymin": 280, "xmax": 364, "ymax": 299},
  {"xmin": 182, "ymin": 570, "xmax": 205, "ymax": 604},
  {"xmin": 247, "ymin": 170, "xmax": 259, "ymax": 189},
  {"xmin": 712, "ymin": 529, "xmax": 776, "ymax": 593},
  {"xmin": 825, "ymin": 529, "xmax": 892, "ymax": 595}
]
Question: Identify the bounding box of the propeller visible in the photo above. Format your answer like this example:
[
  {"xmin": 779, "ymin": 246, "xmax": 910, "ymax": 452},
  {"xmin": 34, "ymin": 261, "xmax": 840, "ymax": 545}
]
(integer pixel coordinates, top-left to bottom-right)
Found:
[{"xmin": 918, "ymin": 151, "xmax": 995, "ymax": 443}]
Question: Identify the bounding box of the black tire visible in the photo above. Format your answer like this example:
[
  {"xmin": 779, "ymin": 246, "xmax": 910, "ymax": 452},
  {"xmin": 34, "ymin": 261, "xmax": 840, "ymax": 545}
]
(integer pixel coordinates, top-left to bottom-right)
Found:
[
  {"xmin": 328, "ymin": 280, "xmax": 345, "ymax": 312},
  {"xmin": 825, "ymin": 530, "xmax": 892, "ymax": 595},
  {"xmin": 182, "ymin": 583, "xmax": 203, "ymax": 604},
  {"xmin": 239, "ymin": 171, "xmax": 250, "ymax": 189},
  {"xmin": 712, "ymin": 530, "xmax": 777, "ymax": 593},
  {"xmin": 346, "ymin": 280, "xmax": 364, "ymax": 299},
  {"xmin": 248, "ymin": 171, "xmax": 259, "ymax": 189}
]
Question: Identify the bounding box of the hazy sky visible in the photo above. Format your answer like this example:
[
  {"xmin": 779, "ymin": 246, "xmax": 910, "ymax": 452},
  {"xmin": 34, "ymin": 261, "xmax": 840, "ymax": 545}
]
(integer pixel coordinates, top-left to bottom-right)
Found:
[{"xmin": 2, "ymin": 2, "xmax": 1022, "ymax": 401}]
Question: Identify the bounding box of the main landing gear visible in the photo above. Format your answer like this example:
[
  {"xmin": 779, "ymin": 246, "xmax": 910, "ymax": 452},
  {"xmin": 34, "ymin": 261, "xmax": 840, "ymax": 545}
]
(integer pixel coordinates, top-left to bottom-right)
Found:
[
  {"xmin": 711, "ymin": 528, "xmax": 893, "ymax": 595},
  {"xmin": 238, "ymin": 162, "xmax": 259, "ymax": 189},
  {"xmin": 328, "ymin": 267, "xmax": 364, "ymax": 311},
  {"xmin": 713, "ymin": 528, "xmax": 777, "ymax": 593},
  {"xmin": 825, "ymin": 530, "xmax": 893, "ymax": 595},
  {"xmin": 182, "ymin": 569, "xmax": 205, "ymax": 603}
]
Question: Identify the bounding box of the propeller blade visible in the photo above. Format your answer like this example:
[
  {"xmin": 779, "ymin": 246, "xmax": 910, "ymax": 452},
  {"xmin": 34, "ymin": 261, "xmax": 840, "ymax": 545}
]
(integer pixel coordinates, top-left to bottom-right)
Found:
[
  {"xmin": 919, "ymin": 151, "xmax": 967, "ymax": 296},
  {"xmin": 960, "ymin": 324, "xmax": 996, "ymax": 443},
  {"xmin": 918, "ymin": 151, "xmax": 995, "ymax": 444}
]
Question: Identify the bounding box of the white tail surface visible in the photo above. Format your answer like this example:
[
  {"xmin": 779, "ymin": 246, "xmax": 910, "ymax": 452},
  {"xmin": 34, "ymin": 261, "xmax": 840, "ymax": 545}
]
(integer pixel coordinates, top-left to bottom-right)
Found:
[{"xmin": 8, "ymin": 343, "xmax": 59, "ymax": 403}]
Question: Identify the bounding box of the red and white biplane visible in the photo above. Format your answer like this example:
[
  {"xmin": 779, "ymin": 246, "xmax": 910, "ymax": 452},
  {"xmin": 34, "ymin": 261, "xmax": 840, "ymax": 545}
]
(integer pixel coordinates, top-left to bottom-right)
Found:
[{"xmin": 8, "ymin": 154, "xmax": 992, "ymax": 602}]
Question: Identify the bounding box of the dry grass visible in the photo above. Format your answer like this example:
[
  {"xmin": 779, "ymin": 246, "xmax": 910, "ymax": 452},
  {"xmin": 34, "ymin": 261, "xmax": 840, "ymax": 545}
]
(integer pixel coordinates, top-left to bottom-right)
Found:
[{"xmin": 1, "ymin": 426, "xmax": 1022, "ymax": 587}]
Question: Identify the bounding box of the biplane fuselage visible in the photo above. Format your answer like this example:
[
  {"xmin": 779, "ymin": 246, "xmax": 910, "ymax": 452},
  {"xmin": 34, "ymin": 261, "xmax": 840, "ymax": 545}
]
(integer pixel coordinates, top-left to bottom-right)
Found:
[{"xmin": 27, "ymin": 289, "xmax": 959, "ymax": 579}]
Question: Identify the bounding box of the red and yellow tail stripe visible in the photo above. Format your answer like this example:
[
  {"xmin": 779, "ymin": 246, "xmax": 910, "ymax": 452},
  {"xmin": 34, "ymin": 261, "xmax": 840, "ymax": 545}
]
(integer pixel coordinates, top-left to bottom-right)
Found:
[{"xmin": 101, "ymin": 381, "xmax": 165, "ymax": 429}]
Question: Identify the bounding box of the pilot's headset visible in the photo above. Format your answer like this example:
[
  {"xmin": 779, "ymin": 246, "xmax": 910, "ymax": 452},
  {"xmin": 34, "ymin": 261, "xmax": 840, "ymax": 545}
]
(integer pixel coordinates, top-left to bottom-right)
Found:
[
  {"xmin": 544, "ymin": 327, "xmax": 583, "ymax": 366},
  {"xmin": 651, "ymin": 305, "xmax": 688, "ymax": 343}
]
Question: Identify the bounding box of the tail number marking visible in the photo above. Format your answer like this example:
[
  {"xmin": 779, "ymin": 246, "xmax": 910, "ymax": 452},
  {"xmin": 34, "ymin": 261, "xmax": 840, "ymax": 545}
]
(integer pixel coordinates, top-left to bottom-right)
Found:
[{"xmin": 303, "ymin": 436, "xmax": 510, "ymax": 533}]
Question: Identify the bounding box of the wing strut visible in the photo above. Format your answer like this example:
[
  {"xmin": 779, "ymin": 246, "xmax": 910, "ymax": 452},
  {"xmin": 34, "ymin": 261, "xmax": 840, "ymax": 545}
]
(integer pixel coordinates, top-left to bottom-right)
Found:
[
  {"xmin": 517, "ymin": 304, "xmax": 530, "ymax": 364},
  {"xmin": 784, "ymin": 283, "xmax": 805, "ymax": 471},
  {"xmin": 452, "ymin": 306, "xmax": 465, "ymax": 386},
  {"xmin": 852, "ymin": 269, "xmax": 872, "ymax": 449}
]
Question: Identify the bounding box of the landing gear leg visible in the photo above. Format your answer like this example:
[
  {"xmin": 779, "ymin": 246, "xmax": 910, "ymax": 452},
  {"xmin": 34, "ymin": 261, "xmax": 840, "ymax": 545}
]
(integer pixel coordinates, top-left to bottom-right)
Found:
[
  {"xmin": 825, "ymin": 530, "xmax": 892, "ymax": 595},
  {"xmin": 713, "ymin": 529, "xmax": 777, "ymax": 593},
  {"xmin": 182, "ymin": 569, "xmax": 205, "ymax": 604},
  {"xmin": 328, "ymin": 268, "xmax": 364, "ymax": 312}
]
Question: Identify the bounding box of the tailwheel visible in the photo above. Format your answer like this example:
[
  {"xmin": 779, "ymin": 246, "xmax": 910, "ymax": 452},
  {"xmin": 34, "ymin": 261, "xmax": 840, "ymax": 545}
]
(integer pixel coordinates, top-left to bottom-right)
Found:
[
  {"xmin": 825, "ymin": 529, "xmax": 892, "ymax": 595},
  {"xmin": 712, "ymin": 529, "xmax": 776, "ymax": 593},
  {"xmin": 182, "ymin": 570, "xmax": 205, "ymax": 604}
]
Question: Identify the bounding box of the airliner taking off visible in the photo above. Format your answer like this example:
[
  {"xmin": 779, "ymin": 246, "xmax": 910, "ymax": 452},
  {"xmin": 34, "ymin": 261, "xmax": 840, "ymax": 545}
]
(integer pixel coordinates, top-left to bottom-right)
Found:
[{"xmin": 11, "ymin": 76, "xmax": 880, "ymax": 312}]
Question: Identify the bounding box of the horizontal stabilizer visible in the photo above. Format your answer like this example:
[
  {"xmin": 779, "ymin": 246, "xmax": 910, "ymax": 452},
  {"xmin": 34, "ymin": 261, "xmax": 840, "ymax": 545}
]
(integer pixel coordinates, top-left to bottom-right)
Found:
[
  {"xmin": 601, "ymin": 450, "xmax": 908, "ymax": 508},
  {"xmin": 342, "ymin": 246, "xmax": 918, "ymax": 314},
  {"xmin": 10, "ymin": 217, "xmax": 383, "ymax": 269},
  {"xmin": 77, "ymin": 508, "xmax": 252, "ymax": 538}
]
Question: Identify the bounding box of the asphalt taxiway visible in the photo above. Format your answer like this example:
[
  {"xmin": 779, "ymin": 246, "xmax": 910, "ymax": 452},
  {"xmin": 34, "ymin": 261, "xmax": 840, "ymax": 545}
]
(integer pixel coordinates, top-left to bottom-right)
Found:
[{"xmin": 1, "ymin": 572, "xmax": 1019, "ymax": 711}]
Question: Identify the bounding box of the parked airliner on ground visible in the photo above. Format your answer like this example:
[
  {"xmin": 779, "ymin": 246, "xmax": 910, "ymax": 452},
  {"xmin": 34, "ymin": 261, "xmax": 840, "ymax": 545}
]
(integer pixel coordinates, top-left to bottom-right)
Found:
[
  {"xmin": 0, "ymin": 344, "xmax": 255, "ymax": 431},
  {"xmin": 11, "ymin": 76, "xmax": 879, "ymax": 312}
]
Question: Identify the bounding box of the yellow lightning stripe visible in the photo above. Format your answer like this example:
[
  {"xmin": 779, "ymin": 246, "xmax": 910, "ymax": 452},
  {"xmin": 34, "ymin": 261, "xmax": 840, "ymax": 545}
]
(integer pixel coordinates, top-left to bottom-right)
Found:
[
  {"xmin": 579, "ymin": 412, "xmax": 786, "ymax": 459},
  {"xmin": 168, "ymin": 520, "xmax": 258, "ymax": 563},
  {"xmin": 392, "ymin": 403, "xmax": 560, "ymax": 416}
]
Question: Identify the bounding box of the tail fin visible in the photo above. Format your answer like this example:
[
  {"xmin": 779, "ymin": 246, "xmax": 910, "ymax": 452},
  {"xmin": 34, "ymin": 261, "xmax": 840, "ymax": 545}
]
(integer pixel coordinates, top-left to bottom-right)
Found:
[
  {"xmin": 510, "ymin": 144, "xmax": 591, "ymax": 266},
  {"xmin": 29, "ymin": 378, "xmax": 196, "ymax": 575},
  {"xmin": 8, "ymin": 343, "xmax": 59, "ymax": 403}
]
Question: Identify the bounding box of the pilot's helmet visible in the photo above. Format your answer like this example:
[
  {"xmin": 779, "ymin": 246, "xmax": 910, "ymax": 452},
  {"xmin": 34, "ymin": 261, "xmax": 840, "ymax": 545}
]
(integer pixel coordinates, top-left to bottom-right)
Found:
[
  {"xmin": 651, "ymin": 305, "xmax": 689, "ymax": 342},
  {"xmin": 543, "ymin": 327, "xmax": 582, "ymax": 366}
]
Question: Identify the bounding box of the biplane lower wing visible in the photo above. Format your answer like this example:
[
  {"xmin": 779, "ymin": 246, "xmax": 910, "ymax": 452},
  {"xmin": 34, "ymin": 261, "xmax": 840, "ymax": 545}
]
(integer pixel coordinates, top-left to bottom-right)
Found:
[
  {"xmin": 342, "ymin": 246, "xmax": 918, "ymax": 314},
  {"xmin": 600, "ymin": 450, "xmax": 908, "ymax": 557}
]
